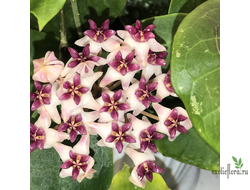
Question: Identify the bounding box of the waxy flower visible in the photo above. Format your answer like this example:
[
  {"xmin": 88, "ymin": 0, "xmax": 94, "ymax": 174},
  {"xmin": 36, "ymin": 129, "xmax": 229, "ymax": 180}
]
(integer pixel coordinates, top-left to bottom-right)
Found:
[
  {"xmin": 30, "ymin": 81, "xmax": 51, "ymax": 111},
  {"xmin": 117, "ymin": 20, "xmax": 166, "ymax": 67},
  {"xmin": 125, "ymin": 147, "xmax": 163, "ymax": 188},
  {"xmin": 99, "ymin": 45, "xmax": 141, "ymax": 90},
  {"xmin": 98, "ymin": 89, "xmax": 130, "ymax": 122},
  {"xmin": 164, "ymin": 70, "xmax": 175, "ymax": 93},
  {"xmin": 30, "ymin": 106, "xmax": 69, "ymax": 153},
  {"xmin": 127, "ymin": 113, "xmax": 164, "ymax": 153},
  {"xmin": 58, "ymin": 114, "xmax": 87, "ymax": 142},
  {"xmin": 32, "ymin": 51, "xmax": 64, "ymax": 83},
  {"xmin": 54, "ymin": 133, "xmax": 96, "ymax": 182},
  {"xmin": 125, "ymin": 20, "xmax": 155, "ymax": 42},
  {"xmin": 135, "ymin": 77, "xmax": 161, "ymax": 108},
  {"xmin": 59, "ymin": 74, "xmax": 89, "ymax": 106},
  {"xmin": 86, "ymin": 121, "xmax": 135, "ymax": 153},
  {"xmin": 56, "ymin": 72, "xmax": 102, "ymax": 121},
  {"xmin": 109, "ymin": 50, "xmax": 140, "ymax": 76},
  {"xmin": 153, "ymin": 103, "xmax": 192, "ymax": 141},
  {"xmin": 105, "ymin": 122, "xmax": 136, "ymax": 153},
  {"xmin": 142, "ymin": 49, "xmax": 168, "ymax": 81},
  {"xmin": 75, "ymin": 19, "xmax": 123, "ymax": 54},
  {"xmin": 61, "ymin": 44, "xmax": 106, "ymax": 78}
]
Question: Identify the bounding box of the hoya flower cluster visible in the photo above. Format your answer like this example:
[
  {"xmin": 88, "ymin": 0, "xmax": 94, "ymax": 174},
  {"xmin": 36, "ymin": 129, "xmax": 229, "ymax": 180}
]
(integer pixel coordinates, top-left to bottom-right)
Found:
[{"xmin": 30, "ymin": 19, "xmax": 192, "ymax": 188}]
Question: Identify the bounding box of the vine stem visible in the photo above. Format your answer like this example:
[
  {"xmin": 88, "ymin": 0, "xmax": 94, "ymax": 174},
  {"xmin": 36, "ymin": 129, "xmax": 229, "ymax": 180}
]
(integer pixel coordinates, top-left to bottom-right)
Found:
[
  {"xmin": 140, "ymin": 111, "xmax": 159, "ymax": 121},
  {"xmin": 70, "ymin": 0, "xmax": 83, "ymax": 38},
  {"xmin": 59, "ymin": 6, "xmax": 68, "ymax": 61}
]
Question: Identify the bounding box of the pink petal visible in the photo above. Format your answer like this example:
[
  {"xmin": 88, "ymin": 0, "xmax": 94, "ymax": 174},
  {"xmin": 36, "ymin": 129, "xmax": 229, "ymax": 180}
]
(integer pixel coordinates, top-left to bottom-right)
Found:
[
  {"xmin": 82, "ymin": 44, "xmax": 90, "ymax": 57},
  {"xmin": 152, "ymin": 132, "xmax": 165, "ymax": 140},
  {"xmin": 169, "ymin": 108, "xmax": 178, "ymax": 120},
  {"xmin": 135, "ymin": 20, "xmax": 142, "ymax": 30},
  {"xmin": 58, "ymin": 123, "xmax": 69, "ymax": 132},
  {"xmin": 101, "ymin": 19, "xmax": 109, "ymax": 30},
  {"xmin": 42, "ymin": 84, "xmax": 52, "ymax": 93},
  {"xmin": 144, "ymin": 24, "xmax": 155, "ymax": 32},
  {"xmin": 140, "ymin": 141, "xmax": 148, "ymax": 152},
  {"xmin": 145, "ymin": 172, "xmax": 153, "ymax": 182},
  {"xmin": 68, "ymin": 47, "xmax": 80, "ymax": 59},
  {"xmin": 148, "ymin": 142, "xmax": 157, "ymax": 153},
  {"xmin": 142, "ymin": 97, "xmax": 150, "ymax": 108},
  {"xmin": 147, "ymin": 82, "xmax": 158, "ymax": 92},
  {"xmin": 77, "ymin": 125, "xmax": 87, "ymax": 135},
  {"xmin": 123, "ymin": 135, "xmax": 136, "ymax": 143},
  {"xmin": 125, "ymin": 51, "xmax": 135, "ymax": 63},
  {"xmin": 43, "ymin": 97, "xmax": 50, "ymax": 105},
  {"xmin": 78, "ymin": 86, "xmax": 89, "ymax": 94},
  {"xmin": 147, "ymin": 124, "xmax": 156, "ymax": 135},
  {"xmin": 63, "ymin": 81, "xmax": 72, "ymax": 89},
  {"xmin": 143, "ymin": 32, "xmax": 155, "ymax": 41},
  {"xmin": 110, "ymin": 110, "xmax": 118, "ymax": 121},
  {"xmin": 88, "ymin": 19, "xmax": 97, "ymax": 30},
  {"xmin": 60, "ymin": 160, "xmax": 73, "ymax": 169},
  {"xmin": 111, "ymin": 122, "xmax": 119, "ymax": 133},
  {"xmin": 109, "ymin": 60, "xmax": 120, "ymax": 69},
  {"xmin": 103, "ymin": 29, "xmax": 116, "ymax": 38},
  {"xmin": 158, "ymin": 52, "xmax": 168, "ymax": 58},
  {"xmin": 169, "ymin": 127, "xmax": 176, "ymax": 139},
  {"xmin": 139, "ymin": 78, "xmax": 147, "ymax": 90},
  {"xmin": 99, "ymin": 106, "xmax": 110, "ymax": 113},
  {"xmin": 34, "ymin": 81, "xmax": 43, "ymax": 91},
  {"xmin": 72, "ymin": 167, "xmax": 80, "ymax": 181},
  {"xmin": 30, "ymin": 92, "xmax": 37, "ymax": 100},
  {"xmin": 121, "ymin": 123, "xmax": 132, "ymax": 133},
  {"xmin": 105, "ymin": 135, "xmax": 116, "ymax": 143},
  {"xmin": 73, "ymin": 94, "xmax": 81, "ymax": 105},
  {"xmin": 70, "ymin": 130, "xmax": 78, "ymax": 142},
  {"xmin": 73, "ymin": 74, "xmax": 81, "ymax": 87},
  {"xmin": 30, "ymin": 142, "xmax": 37, "ymax": 153},
  {"xmin": 178, "ymin": 114, "xmax": 188, "ymax": 121},
  {"xmin": 177, "ymin": 125, "xmax": 187, "ymax": 134},
  {"xmin": 155, "ymin": 58, "xmax": 166, "ymax": 66},
  {"xmin": 120, "ymin": 67, "xmax": 127, "ymax": 76},
  {"xmin": 115, "ymin": 140, "xmax": 123, "ymax": 153},
  {"xmin": 101, "ymin": 92, "xmax": 111, "ymax": 103},
  {"xmin": 149, "ymin": 95, "xmax": 161, "ymax": 103},
  {"xmin": 31, "ymin": 99, "xmax": 42, "ymax": 111},
  {"xmin": 84, "ymin": 30, "xmax": 96, "ymax": 39},
  {"xmin": 116, "ymin": 103, "xmax": 130, "ymax": 110},
  {"xmin": 115, "ymin": 51, "xmax": 123, "ymax": 61},
  {"xmin": 127, "ymin": 64, "xmax": 140, "ymax": 72},
  {"xmin": 59, "ymin": 92, "xmax": 71, "ymax": 101},
  {"xmin": 113, "ymin": 89, "xmax": 122, "ymax": 102},
  {"xmin": 125, "ymin": 25, "xmax": 137, "ymax": 35}
]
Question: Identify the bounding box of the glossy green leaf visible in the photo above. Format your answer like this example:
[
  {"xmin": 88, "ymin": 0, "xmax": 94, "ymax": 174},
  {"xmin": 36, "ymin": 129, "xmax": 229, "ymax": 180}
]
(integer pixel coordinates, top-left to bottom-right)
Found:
[
  {"xmin": 140, "ymin": 13, "xmax": 187, "ymax": 70},
  {"xmin": 168, "ymin": 0, "xmax": 207, "ymax": 14},
  {"xmin": 30, "ymin": 29, "xmax": 60, "ymax": 91},
  {"xmin": 155, "ymin": 127, "xmax": 220, "ymax": 171},
  {"xmin": 171, "ymin": 0, "xmax": 220, "ymax": 155},
  {"xmin": 30, "ymin": 0, "xmax": 66, "ymax": 31},
  {"xmin": 30, "ymin": 135, "xmax": 113, "ymax": 190},
  {"xmin": 109, "ymin": 163, "xmax": 171, "ymax": 190}
]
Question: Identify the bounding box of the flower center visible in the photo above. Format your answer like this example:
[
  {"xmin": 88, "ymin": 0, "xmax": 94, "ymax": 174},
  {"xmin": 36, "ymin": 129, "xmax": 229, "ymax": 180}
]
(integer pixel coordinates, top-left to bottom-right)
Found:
[
  {"xmin": 117, "ymin": 59, "xmax": 129, "ymax": 72},
  {"xmin": 111, "ymin": 127, "xmax": 125, "ymax": 142},
  {"xmin": 70, "ymin": 155, "xmax": 87, "ymax": 170},
  {"xmin": 140, "ymin": 130, "xmax": 152, "ymax": 142},
  {"xmin": 138, "ymin": 89, "xmax": 149, "ymax": 100},
  {"xmin": 67, "ymin": 83, "xmax": 83, "ymax": 99},
  {"xmin": 167, "ymin": 117, "xmax": 179, "ymax": 128},
  {"xmin": 35, "ymin": 90, "xmax": 50, "ymax": 104},
  {"xmin": 94, "ymin": 29, "xmax": 106, "ymax": 42},
  {"xmin": 104, "ymin": 97, "xmax": 119, "ymax": 113},
  {"xmin": 68, "ymin": 116, "xmax": 82, "ymax": 131}
]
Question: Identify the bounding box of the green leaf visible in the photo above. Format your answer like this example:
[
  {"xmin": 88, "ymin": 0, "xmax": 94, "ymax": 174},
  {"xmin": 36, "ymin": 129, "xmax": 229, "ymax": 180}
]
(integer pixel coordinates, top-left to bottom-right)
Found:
[
  {"xmin": 155, "ymin": 127, "xmax": 220, "ymax": 171},
  {"xmin": 140, "ymin": 13, "xmax": 187, "ymax": 70},
  {"xmin": 30, "ymin": 29, "xmax": 60, "ymax": 91},
  {"xmin": 30, "ymin": 0, "xmax": 66, "ymax": 31},
  {"xmin": 235, "ymin": 166, "xmax": 240, "ymax": 169},
  {"xmin": 241, "ymin": 163, "xmax": 243, "ymax": 168},
  {"xmin": 171, "ymin": 0, "xmax": 220, "ymax": 154},
  {"xmin": 30, "ymin": 135, "xmax": 113, "ymax": 190},
  {"xmin": 232, "ymin": 156, "xmax": 238, "ymax": 163},
  {"xmin": 109, "ymin": 163, "xmax": 171, "ymax": 190},
  {"xmin": 239, "ymin": 158, "xmax": 242, "ymax": 165},
  {"xmin": 168, "ymin": 0, "xmax": 207, "ymax": 14}
]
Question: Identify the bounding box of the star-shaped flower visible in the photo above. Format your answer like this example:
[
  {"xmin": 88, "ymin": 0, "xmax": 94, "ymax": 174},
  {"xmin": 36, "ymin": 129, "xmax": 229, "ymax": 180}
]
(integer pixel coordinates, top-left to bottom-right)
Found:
[
  {"xmin": 75, "ymin": 19, "xmax": 123, "ymax": 54},
  {"xmin": 97, "ymin": 88, "xmax": 130, "ymax": 122},
  {"xmin": 86, "ymin": 121, "xmax": 135, "ymax": 153},
  {"xmin": 53, "ymin": 132, "xmax": 96, "ymax": 182},
  {"xmin": 125, "ymin": 147, "xmax": 163, "ymax": 188},
  {"xmin": 32, "ymin": 51, "xmax": 64, "ymax": 83},
  {"xmin": 117, "ymin": 20, "xmax": 166, "ymax": 67},
  {"xmin": 151, "ymin": 71, "xmax": 177, "ymax": 99},
  {"xmin": 56, "ymin": 72, "xmax": 102, "ymax": 121},
  {"xmin": 127, "ymin": 114, "xmax": 164, "ymax": 153},
  {"xmin": 61, "ymin": 44, "xmax": 106, "ymax": 78},
  {"xmin": 153, "ymin": 103, "xmax": 192, "ymax": 141},
  {"xmin": 30, "ymin": 81, "xmax": 61, "ymax": 124},
  {"xmin": 99, "ymin": 45, "xmax": 141, "ymax": 90},
  {"xmin": 30, "ymin": 106, "xmax": 69, "ymax": 153},
  {"xmin": 58, "ymin": 73, "xmax": 89, "ymax": 105},
  {"xmin": 141, "ymin": 49, "xmax": 168, "ymax": 81}
]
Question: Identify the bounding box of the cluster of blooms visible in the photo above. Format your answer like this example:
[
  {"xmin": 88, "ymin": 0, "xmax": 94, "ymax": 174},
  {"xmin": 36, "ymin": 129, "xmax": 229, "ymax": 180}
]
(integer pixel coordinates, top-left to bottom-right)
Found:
[{"xmin": 30, "ymin": 19, "xmax": 192, "ymax": 188}]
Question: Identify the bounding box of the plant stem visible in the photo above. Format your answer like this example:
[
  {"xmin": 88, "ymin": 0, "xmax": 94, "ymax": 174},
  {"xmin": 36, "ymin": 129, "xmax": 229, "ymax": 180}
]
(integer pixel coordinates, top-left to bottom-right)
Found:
[
  {"xmin": 109, "ymin": 81, "xmax": 121, "ymax": 91},
  {"xmin": 59, "ymin": 6, "xmax": 68, "ymax": 62},
  {"xmin": 70, "ymin": 0, "xmax": 83, "ymax": 38},
  {"xmin": 141, "ymin": 111, "xmax": 159, "ymax": 121}
]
